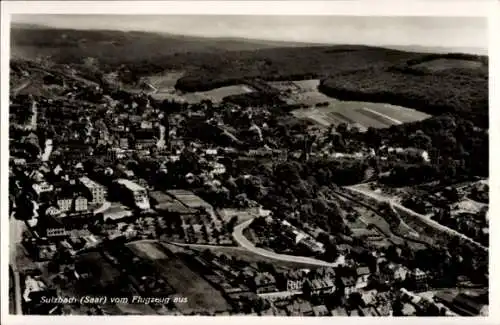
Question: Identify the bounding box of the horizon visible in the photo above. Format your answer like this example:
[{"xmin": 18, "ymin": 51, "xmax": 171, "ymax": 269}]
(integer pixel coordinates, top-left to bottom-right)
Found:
[{"xmin": 12, "ymin": 15, "xmax": 488, "ymax": 54}]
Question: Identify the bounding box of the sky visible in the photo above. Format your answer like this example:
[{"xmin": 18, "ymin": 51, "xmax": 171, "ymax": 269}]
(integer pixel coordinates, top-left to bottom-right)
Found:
[{"xmin": 12, "ymin": 15, "xmax": 488, "ymax": 51}]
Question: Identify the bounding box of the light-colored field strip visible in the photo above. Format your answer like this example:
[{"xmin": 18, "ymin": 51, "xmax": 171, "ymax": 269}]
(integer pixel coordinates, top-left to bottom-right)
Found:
[
  {"xmin": 361, "ymin": 107, "xmax": 403, "ymax": 125},
  {"xmin": 128, "ymin": 242, "xmax": 168, "ymax": 260}
]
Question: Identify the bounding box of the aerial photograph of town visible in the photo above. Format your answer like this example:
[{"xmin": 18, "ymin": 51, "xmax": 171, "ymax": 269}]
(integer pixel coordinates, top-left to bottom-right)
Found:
[{"xmin": 7, "ymin": 13, "xmax": 489, "ymax": 317}]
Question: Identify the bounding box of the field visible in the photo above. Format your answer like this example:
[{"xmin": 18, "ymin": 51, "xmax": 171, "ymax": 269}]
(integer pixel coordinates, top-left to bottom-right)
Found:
[
  {"xmin": 140, "ymin": 72, "xmax": 254, "ymax": 103},
  {"xmin": 271, "ymin": 79, "xmax": 431, "ymax": 130},
  {"xmin": 183, "ymin": 84, "xmax": 254, "ymax": 104},
  {"xmin": 162, "ymin": 242, "xmax": 322, "ymax": 270},
  {"xmin": 218, "ymin": 208, "xmax": 257, "ymax": 224},
  {"xmin": 333, "ymin": 191, "xmax": 428, "ymax": 250},
  {"xmin": 412, "ymin": 58, "xmax": 484, "ymax": 72},
  {"xmin": 128, "ymin": 241, "xmax": 231, "ymax": 314},
  {"xmin": 127, "ymin": 241, "xmax": 169, "ymax": 260}
]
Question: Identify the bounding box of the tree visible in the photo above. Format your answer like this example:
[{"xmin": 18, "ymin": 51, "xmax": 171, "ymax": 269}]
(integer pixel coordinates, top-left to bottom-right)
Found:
[
  {"xmin": 226, "ymin": 215, "xmax": 238, "ymax": 233},
  {"xmin": 392, "ymin": 296, "xmax": 404, "ymax": 316},
  {"xmin": 302, "ymin": 279, "xmax": 313, "ymax": 298},
  {"xmin": 348, "ymin": 292, "xmax": 364, "ymax": 308}
]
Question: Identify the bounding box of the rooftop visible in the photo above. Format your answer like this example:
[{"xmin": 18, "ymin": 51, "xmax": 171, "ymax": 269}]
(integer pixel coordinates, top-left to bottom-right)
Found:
[
  {"xmin": 116, "ymin": 178, "xmax": 146, "ymax": 192},
  {"xmin": 79, "ymin": 176, "xmax": 103, "ymax": 189}
]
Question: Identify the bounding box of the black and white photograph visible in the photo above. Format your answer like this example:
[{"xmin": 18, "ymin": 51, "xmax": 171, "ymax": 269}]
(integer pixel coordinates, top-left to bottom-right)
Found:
[{"xmin": 1, "ymin": 1, "xmax": 496, "ymax": 322}]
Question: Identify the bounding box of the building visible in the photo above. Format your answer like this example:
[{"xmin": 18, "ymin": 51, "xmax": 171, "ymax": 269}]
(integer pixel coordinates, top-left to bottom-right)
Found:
[
  {"xmin": 285, "ymin": 299, "xmax": 314, "ymax": 316},
  {"xmin": 254, "ymin": 272, "xmax": 278, "ymax": 294},
  {"xmin": 74, "ymin": 196, "xmax": 88, "ymax": 212},
  {"xmin": 80, "ymin": 176, "xmax": 106, "ymax": 205},
  {"xmin": 410, "ymin": 268, "xmax": 428, "ymax": 292},
  {"xmin": 331, "ymin": 307, "xmax": 348, "ymax": 316},
  {"xmin": 57, "ymin": 197, "xmax": 73, "ymax": 213},
  {"xmin": 119, "ymin": 138, "xmax": 129, "ymax": 149},
  {"xmin": 23, "ymin": 275, "xmax": 47, "ymax": 302},
  {"xmin": 140, "ymin": 121, "xmax": 153, "ymax": 129},
  {"xmin": 310, "ymin": 278, "xmax": 336, "ymax": 295},
  {"xmin": 205, "ymin": 149, "xmax": 218, "ymax": 157},
  {"xmin": 312, "ymin": 305, "xmax": 329, "ymax": 316},
  {"xmin": 434, "ymin": 292, "xmax": 488, "ymax": 316},
  {"xmin": 115, "ymin": 178, "xmax": 150, "ymax": 210},
  {"xmin": 33, "ymin": 182, "xmax": 54, "ymax": 196},
  {"xmin": 340, "ymin": 276, "xmax": 357, "ymax": 296},
  {"xmin": 356, "ymin": 266, "xmax": 371, "ymax": 289},
  {"xmin": 211, "ymin": 162, "xmax": 226, "ymax": 175}
]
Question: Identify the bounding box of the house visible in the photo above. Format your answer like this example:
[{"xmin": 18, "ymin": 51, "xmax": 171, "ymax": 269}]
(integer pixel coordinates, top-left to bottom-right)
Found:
[
  {"xmin": 349, "ymin": 309, "xmax": 361, "ymax": 316},
  {"xmin": 361, "ymin": 290, "xmax": 378, "ymax": 306},
  {"xmin": 285, "ymin": 299, "xmax": 314, "ymax": 316},
  {"xmin": 311, "ymin": 278, "xmax": 336, "ymax": 295},
  {"xmin": 23, "ymin": 275, "xmax": 47, "ymax": 303},
  {"xmin": 435, "ymin": 292, "xmax": 488, "ymax": 316},
  {"xmin": 359, "ymin": 306, "xmax": 379, "ymax": 316},
  {"xmin": 210, "ymin": 162, "xmax": 226, "ymax": 175},
  {"xmin": 119, "ymin": 138, "xmax": 129, "ymax": 149},
  {"xmin": 356, "ymin": 266, "xmax": 371, "ymax": 289},
  {"xmin": 254, "ymin": 272, "xmax": 278, "ymax": 294},
  {"xmin": 80, "ymin": 176, "xmax": 106, "ymax": 205},
  {"xmin": 331, "ymin": 307, "xmax": 348, "ymax": 316},
  {"xmin": 402, "ymin": 303, "xmax": 417, "ymax": 316},
  {"xmin": 312, "ymin": 305, "xmax": 329, "ymax": 316},
  {"xmin": 36, "ymin": 243, "xmax": 57, "ymax": 260},
  {"xmin": 380, "ymin": 262, "xmax": 409, "ymax": 283},
  {"xmin": 33, "ymin": 182, "xmax": 54, "ymax": 196},
  {"xmin": 57, "ymin": 197, "xmax": 73, "ymax": 213},
  {"xmin": 45, "ymin": 206, "xmax": 61, "ymax": 217},
  {"xmin": 410, "ymin": 268, "xmax": 428, "ymax": 292},
  {"xmin": 340, "ymin": 276, "xmax": 357, "ymax": 296},
  {"xmin": 140, "ymin": 121, "xmax": 153, "ymax": 129},
  {"xmin": 74, "ymin": 196, "xmax": 88, "ymax": 212},
  {"xmin": 205, "ymin": 149, "xmax": 218, "ymax": 156}
]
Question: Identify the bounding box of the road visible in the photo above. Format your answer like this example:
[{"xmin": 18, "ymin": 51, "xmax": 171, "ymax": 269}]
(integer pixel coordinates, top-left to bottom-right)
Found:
[
  {"xmin": 157, "ymin": 125, "xmax": 166, "ymax": 149},
  {"xmin": 10, "ymin": 217, "xmax": 26, "ymax": 315},
  {"xmin": 12, "ymin": 80, "xmax": 31, "ymax": 96},
  {"xmin": 93, "ymin": 200, "xmax": 112, "ymax": 215},
  {"xmin": 347, "ymin": 186, "xmax": 487, "ymax": 251},
  {"xmin": 232, "ymin": 219, "xmax": 345, "ymax": 268}
]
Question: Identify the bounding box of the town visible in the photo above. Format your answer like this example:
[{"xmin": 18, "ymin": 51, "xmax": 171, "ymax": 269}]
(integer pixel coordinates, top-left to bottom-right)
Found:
[{"xmin": 8, "ymin": 20, "xmax": 489, "ymax": 317}]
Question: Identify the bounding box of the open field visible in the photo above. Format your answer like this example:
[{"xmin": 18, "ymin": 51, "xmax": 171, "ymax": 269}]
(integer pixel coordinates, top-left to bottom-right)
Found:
[
  {"xmin": 412, "ymin": 58, "xmax": 484, "ymax": 72},
  {"xmin": 332, "ymin": 191, "xmax": 428, "ymax": 250},
  {"xmin": 183, "ymin": 84, "xmax": 254, "ymax": 104},
  {"xmin": 218, "ymin": 208, "xmax": 257, "ymax": 224},
  {"xmin": 127, "ymin": 241, "xmax": 169, "ymax": 260},
  {"xmin": 130, "ymin": 241, "xmax": 231, "ymax": 314},
  {"xmin": 274, "ymin": 79, "xmax": 430, "ymax": 130},
  {"xmin": 151, "ymin": 256, "xmax": 231, "ymax": 314},
  {"xmin": 76, "ymin": 252, "xmax": 122, "ymax": 287},
  {"xmin": 147, "ymin": 72, "xmax": 185, "ymax": 89},
  {"xmin": 162, "ymin": 242, "xmax": 322, "ymax": 270},
  {"xmin": 141, "ymin": 73, "xmax": 254, "ymax": 103}
]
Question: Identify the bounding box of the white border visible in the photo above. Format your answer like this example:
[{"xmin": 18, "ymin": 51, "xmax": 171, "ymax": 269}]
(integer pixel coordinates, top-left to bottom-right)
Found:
[{"xmin": 1, "ymin": 1, "xmax": 498, "ymax": 325}]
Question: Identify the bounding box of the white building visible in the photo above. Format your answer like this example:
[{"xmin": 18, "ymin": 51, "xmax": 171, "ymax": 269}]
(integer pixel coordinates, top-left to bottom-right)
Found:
[
  {"xmin": 80, "ymin": 176, "xmax": 106, "ymax": 205},
  {"xmin": 33, "ymin": 182, "xmax": 54, "ymax": 196},
  {"xmin": 116, "ymin": 178, "xmax": 150, "ymax": 210},
  {"xmin": 210, "ymin": 162, "xmax": 226, "ymax": 175},
  {"xmin": 57, "ymin": 198, "xmax": 73, "ymax": 212},
  {"xmin": 74, "ymin": 196, "xmax": 88, "ymax": 212}
]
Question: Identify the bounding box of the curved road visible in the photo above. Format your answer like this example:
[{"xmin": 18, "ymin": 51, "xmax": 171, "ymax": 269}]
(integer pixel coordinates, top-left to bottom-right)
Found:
[
  {"xmin": 347, "ymin": 186, "xmax": 487, "ymax": 251},
  {"xmin": 137, "ymin": 222, "xmax": 346, "ymax": 268},
  {"xmin": 232, "ymin": 219, "xmax": 344, "ymax": 268}
]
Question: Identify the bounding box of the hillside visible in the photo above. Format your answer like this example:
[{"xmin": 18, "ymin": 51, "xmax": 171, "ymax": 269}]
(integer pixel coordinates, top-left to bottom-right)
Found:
[
  {"xmin": 11, "ymin": 25, "xmax": 488, "ymax": 126},
  {"xmin": 10, "ymin": 25, "xmax": 317, "ymax": 62}
]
